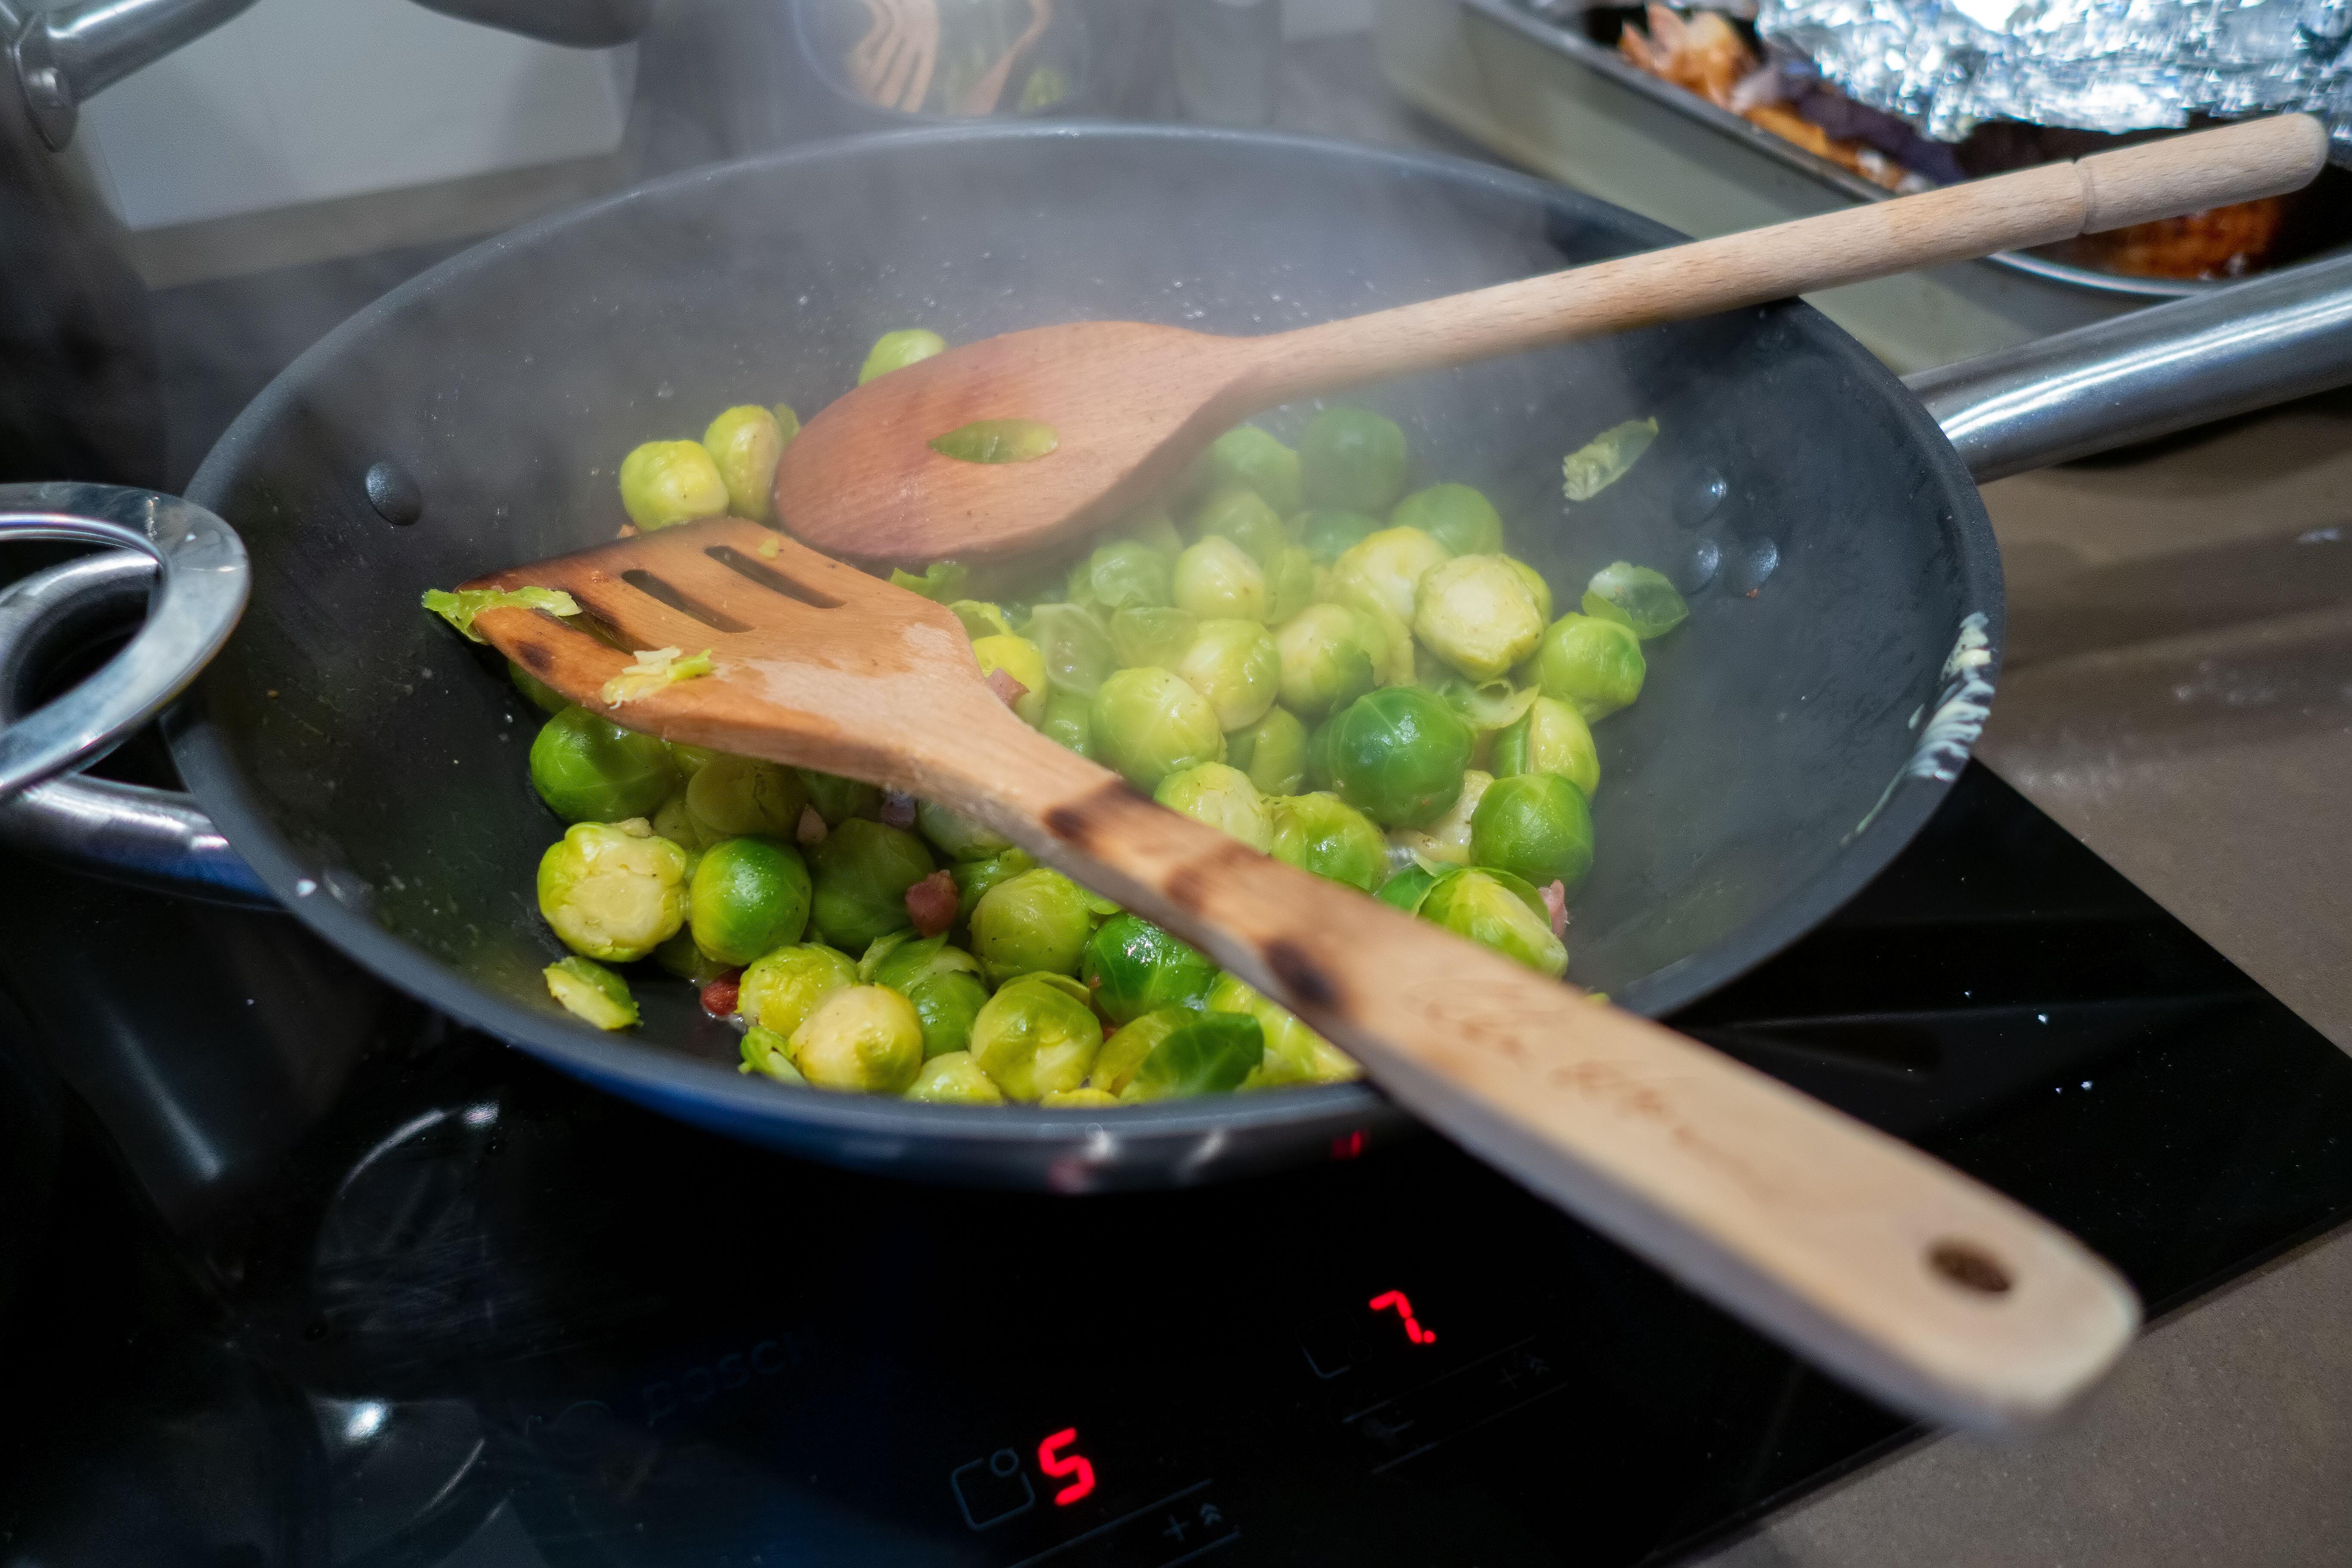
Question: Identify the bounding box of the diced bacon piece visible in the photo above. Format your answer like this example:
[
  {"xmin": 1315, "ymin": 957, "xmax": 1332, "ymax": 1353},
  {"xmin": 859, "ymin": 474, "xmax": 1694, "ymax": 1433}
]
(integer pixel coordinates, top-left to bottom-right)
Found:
[
  {"xmin": 880, "ymin": 790, "xmax": 918, "ymax": 828},
  {"xmin": 796, "ymin": 805, "xmax": 828, "ymax": 845},
  {"xmin": 1541, "ymin": 880, "xmax": 1568, "ymax": 940},
  {"xmin": 906, "ymin": 869, "xmax": 958, "ymax": 936},
  {"xmin": 986, "ymin": 666, "xmax": 1029, "ymax": 708},
  {"xmin": 701, "ymin": 968, "xmax": 744, "ymax": 1017}
]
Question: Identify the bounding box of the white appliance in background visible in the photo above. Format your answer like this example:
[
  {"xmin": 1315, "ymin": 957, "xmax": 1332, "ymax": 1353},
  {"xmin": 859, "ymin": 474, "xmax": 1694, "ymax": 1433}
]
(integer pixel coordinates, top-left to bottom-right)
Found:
[{"xmin": 71, "ymin": 0, "xmax": 634, "ymax": 278}]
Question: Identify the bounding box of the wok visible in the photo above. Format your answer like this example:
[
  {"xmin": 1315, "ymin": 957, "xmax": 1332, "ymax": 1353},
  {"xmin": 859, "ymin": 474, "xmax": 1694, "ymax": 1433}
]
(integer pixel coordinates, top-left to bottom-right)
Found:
[{"xmin": 5, "ymin": 123, "xmax": 2351, "ymax": 1202}]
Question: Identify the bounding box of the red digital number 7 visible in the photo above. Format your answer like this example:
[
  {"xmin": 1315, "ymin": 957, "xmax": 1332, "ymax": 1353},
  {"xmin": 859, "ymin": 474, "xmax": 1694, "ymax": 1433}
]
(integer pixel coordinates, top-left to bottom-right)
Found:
[{"xmin": 1037, "ymin": 1428, "xmax": 1096, "ymax": 1506}]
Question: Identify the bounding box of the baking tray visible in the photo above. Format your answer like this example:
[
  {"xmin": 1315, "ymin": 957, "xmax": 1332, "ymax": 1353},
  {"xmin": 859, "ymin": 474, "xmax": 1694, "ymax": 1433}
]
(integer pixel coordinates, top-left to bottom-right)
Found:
[{"xmin": 1374, "ymin": 0, "xmax": 2241, "ymax": 370}]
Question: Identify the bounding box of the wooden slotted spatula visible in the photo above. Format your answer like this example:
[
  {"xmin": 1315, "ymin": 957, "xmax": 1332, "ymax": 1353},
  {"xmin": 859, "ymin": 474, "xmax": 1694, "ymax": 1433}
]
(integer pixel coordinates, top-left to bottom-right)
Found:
[
  {"xmin": 773, "ymin": 114, "xmax": 2328, "ymax": 562},
  {"xmin": 467, "ymin": 522, "xmax": 2135, "ymax": 1433}
]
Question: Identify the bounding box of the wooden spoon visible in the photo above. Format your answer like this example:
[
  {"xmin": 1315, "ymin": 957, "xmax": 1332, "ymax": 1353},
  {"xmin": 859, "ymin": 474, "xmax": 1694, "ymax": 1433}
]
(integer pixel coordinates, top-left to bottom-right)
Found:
[
  {"xmin": 467, "ymin": 521, "xmax": 2135, "ymax": 1433},
  {"xmin": 773, "ymin": 114, "xmax": 2328, "ymax": 562}
]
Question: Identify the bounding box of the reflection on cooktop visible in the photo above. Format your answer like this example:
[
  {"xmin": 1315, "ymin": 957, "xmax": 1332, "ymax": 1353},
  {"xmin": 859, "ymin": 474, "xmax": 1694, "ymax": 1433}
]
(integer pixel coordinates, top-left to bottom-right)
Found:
[{"xmin": 2, "ymin": 763, "xmax": 2350, "ymax": 1566}]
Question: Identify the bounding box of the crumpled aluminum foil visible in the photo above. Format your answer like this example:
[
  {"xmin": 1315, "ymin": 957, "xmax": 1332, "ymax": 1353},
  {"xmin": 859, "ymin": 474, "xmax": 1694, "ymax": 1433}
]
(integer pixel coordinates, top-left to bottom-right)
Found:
[{"xmin": 1756, "ymin": 0, "xmax": 2352, "ymax": 156}]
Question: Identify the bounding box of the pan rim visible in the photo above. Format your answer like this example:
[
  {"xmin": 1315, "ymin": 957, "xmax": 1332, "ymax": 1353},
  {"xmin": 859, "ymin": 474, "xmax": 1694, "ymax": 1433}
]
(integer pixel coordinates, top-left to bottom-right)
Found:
[{"xmin": 170, "ymin": 119, "xmax": 2003, "ymax": 1152}]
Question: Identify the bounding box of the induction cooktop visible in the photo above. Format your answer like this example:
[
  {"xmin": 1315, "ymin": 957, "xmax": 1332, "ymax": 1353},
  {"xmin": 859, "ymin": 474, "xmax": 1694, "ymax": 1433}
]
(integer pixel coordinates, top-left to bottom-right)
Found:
[{"xmin": 2, "ymin": 762, "xmax": 2349, "ymax": 1567}]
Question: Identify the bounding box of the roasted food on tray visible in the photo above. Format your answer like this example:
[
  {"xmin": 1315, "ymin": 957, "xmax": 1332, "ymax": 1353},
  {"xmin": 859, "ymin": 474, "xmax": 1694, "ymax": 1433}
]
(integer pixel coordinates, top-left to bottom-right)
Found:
[
  {"xmin": 1608, "ymin": 2, "xmax": 2316, "ymax": 280},
  {"xmin": 426, "ymin": 329, "xmax": 1689, "ymax": 1105}
]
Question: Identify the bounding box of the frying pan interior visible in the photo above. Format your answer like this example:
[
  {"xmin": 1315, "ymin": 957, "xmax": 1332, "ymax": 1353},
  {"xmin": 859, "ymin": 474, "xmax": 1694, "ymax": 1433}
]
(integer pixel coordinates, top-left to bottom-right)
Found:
[{"xmin": 171, "ymin": 126, "xmax": 1997, "ymax": 1177}]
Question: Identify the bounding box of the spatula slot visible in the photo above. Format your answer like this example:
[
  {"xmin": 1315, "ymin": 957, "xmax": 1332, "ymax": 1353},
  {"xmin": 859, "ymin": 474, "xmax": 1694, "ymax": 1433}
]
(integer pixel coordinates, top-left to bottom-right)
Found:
[
  {"xmin": 705, "ymin": 546, "xmax": 845, "ymax": 609},
  {"xmin": 619, "ymin": 569, "xmax": 754, "ymax": 633}
]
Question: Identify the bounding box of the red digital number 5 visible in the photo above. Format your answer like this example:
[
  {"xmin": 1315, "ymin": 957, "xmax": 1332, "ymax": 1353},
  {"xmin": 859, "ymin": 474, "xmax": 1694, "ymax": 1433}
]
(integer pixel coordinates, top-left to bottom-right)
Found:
[{"xmin": 1037, "ymin": 1427, "xmax": 1096, "ymax": 1506}]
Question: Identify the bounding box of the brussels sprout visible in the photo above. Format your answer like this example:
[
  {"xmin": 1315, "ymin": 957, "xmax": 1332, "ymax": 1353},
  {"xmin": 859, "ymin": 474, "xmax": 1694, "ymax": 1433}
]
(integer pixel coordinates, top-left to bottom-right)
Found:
[
  {"xmin": 1041, "ymin": 1088, "xmax": 1121, "ymax": 1108},
  {"xmin": 1390, "ymin": 768, "xmax": 1491, "ymax": 868},
  {"xmin": 654, "ymin": 925, "xmax": 732, "ymax": 984},
  {"xmin": 969, "ymin": 974, "xmax": 1105, "ymax": 1101},
  {"xmin": 510, "ymin": 659, "xmax": 569, "ymax": 714},
  {"xmin": 790, "ymin": 984, "xmax": 925, "ymax": 1093},
  {"xmin": 1083, "ymin": 913, "xmax": 1219, "ymax": 1024},
  {"xmin": 683, "ymin": 755, "xmax": 806, "ymax": 840},
  {"xmin": 1028, "ymin": 603, "xmax": 1118, "ymax": 700},
  {"xmin": 1087, "ymin": 1009, "xmax": 1182, "ymax": 1096},
  {"xmin": 1171, "ymin": 535, "xmax": 1267, "ymax": 622},
  {"xmin": 905, "ymin": 971, "xmax": 990, "ymax": 1058},
  {"xmin": 1420, "ymin": 867, "xmax": 1568, "ymax": 977},
  {"xmin": 1273, "ymin": 603, "xmax": 1376, "ymax": 720},
  {"xmin": 772, "ymin": 404, "xmax": 801, "ymax": 442},
  {"xmin": 1332, "ymin": 526, "xmax": 1451, "ymax": 633},
  {"xmin": 537, "ymin": 818, "xmax": 689, "ymax": 962},
  {"xmin": 1301, "ymin": 406, "xmax": 1410, "ymax": 514},
  {"xmin": 1089, "ymin": 667, "xmax": 1225, "ymax": 792},
  {"xmin": 1582, "ymin": 561, "xmax": 1690, "ymax": 639},
  {"xmin": 1471, "ymin": 772, "xmax": 1594, "ymax": 891},
  {"xmin": 862, "ymin": 928, "xmax": 980, "ymax": 986},
  {"xmin": 701, "ymin": 405, "xmax": 786, "ymax": 521},
  {"xmin": 1068, "ymin": 540, "xmax": 1172, "ymax": 615},
  {"xmin": 1207, "ymin": 974, "xmax": 1359, "ymax": 1086},
  {"xmin": 1226, "ymin": 706, "xmax": 1308, "ymax": 796},
  {"xmin": 794, "ymin": 769, "xmax": 879, "ymax": 826},
  {"xmin": 1191, "ymin": 486, "xmax": 1288, "ymax": 568},
  {"xmin": 544, "ymin": 955, "xmax": 637, "ymax": 1029},
  {"xmin": 859, "ymin": 328, "xmax": 946, "ymax": 383},
  {"xmin": 951, "ymin": 846, "xmax": 1035, "ymax": 923},
  {"xmin": 970, "ymin": 633, "xmax": 1050, "ymax": 725},
  {"xmin": 1154, "ymin": 761, "xmax": 1274, "ymax": 851},
  {"xmin": 1413, "ymin": 555, "xmax": 1549, "ymax": 682},
  {"xmin": 1327, "ymin": 686, "xmax": 1473, "ymax": 828},
  {"xmin": 688, "ymin": 836, "xmax": 812, "ymax": 965},
  {"xmin": 1111, "ymin": 505, "xmax": 1186, "ymax": 557},
  {"xmin": 1305, "ymin": 713, "xmax": 1340, "ymax": 793},
  {"xmin": 1508, "ymin": 557, "xmax": 1555, "ymax": 623},
  {"xmin": 618, "ymin": 440, "xmax": 729, "ymax": 531},
  {"xmin": 1264, "ymin": 546, "xmax": 1315, "ymax": 626},
  {"xmin": 1492, "ymin": 695, "xmax": 1600, "ymax": 799},
  {"xmin": 971, "ymin": 866, "xmax": 1096, "ymax": 983},
  {"xmin": 1174, "ymin": 619, "xmax": 1279, "ymax": 732},
  {"xmin": 951, "ymin": 600, "xmax": 1013, "ymax": 640},
  {"xmin": 668, "ymin": 741, "xmax": 717, "ymax": 777},
  {"xmin": 914, "ymin": 799, "xmax": 1014, "ymax": 862},
  {"xmin": 739, "ymin": 1024, "xmax": 805, "ymax": 1084},
  {"xmin": 1298, "ymin": 508, "xmax": 1379, "ymax": 567},
  {"xmin": 806, "ymin": 819, "xmax": 935, "ymax": 951},
  {"xmin": 1390, "ymin": 483, "xmax": 1504, "ymax": 557},
  {"xmin": 1534, "ymin": 614, "xmax": 1647, "ymax": 723},
  {"xmin": 1376, "ymin": 863, "xmax": 1440, "ymax": 914},
  {"xmin": 969, "ymin": 630, "xmax": 1054, "ymax": 729},
  {"xmin": 905, "ymin": 1051, "xmax": 1005, "ymax": 1104},
  {"xmin": 1109, "ymin": 606, "xmax": 1197, "ymax": 670},
  {"xmin": 1024, "ymin": 694, "xmax": 1086, "ymax": 759},
  {"xmin": 529, "ymin": 706, "xmax": 679, "ymax": 824},
  {"xmin": 1194, "ymin": 426, "xmax": 1302, "ymax": 517},
  {"xmin": 1268, "ymin": 791, "xmax": 1387, "ymax": 891},
  {"xmin": 737, "ymin": 943, "xmax": 858, "ymax": 1037},
  {"xmin": 1123, "ymin": 1010, "xmax": 1266, "ymax": 1100}
]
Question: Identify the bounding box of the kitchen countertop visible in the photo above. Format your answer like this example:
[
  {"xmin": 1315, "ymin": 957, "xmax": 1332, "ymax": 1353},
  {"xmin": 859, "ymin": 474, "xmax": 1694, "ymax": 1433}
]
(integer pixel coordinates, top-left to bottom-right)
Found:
[{"xmin": 1268, "ymin": 25, "xmax": 2352, "ymax": 1568}]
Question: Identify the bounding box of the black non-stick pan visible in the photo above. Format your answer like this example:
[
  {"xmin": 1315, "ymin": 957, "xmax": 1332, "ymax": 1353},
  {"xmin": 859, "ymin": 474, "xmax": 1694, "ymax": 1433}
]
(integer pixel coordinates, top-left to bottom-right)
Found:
[{"xmin": 4, "ymin": 125, "xmax": 2349, "ymax": 1197}]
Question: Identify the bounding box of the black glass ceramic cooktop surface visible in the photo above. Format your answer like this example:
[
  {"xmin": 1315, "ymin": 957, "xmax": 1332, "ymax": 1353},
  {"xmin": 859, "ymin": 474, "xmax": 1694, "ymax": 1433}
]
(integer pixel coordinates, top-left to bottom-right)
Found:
[{"xmin": 2, "ymin": 762, "xmax": 2349, "ymax": 1568}]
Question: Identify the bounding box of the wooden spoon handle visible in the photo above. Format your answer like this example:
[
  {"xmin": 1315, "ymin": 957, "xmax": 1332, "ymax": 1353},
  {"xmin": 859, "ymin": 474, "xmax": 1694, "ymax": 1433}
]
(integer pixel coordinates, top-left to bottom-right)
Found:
[
  {"xmin": 933, "ymin": 719, "xmax": 2138, "ymax": 1433},
  {"xmin": 1244, "ymin": 115, "xmax": 2328, "ymax": 403}
]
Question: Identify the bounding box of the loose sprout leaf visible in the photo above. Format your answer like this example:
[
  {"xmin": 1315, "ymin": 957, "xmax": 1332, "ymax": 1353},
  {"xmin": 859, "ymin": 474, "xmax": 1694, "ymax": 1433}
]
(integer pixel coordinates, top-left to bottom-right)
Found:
[
  {"xmin": 889, "ymin": 560, "xmax": 971, "ymax": 602},
  {"xmin": 949, "ymin": 599, "xmax": 1012, "ymax": 640},
  {"xmin": 544, "ymin": 956, "xmax": 637, "ymax": 1029},
  {"xmin": 928, "ymin": 418, "xmax": 1060, "ymax": 465},
  {"xmin": 1433, "ymin": 674, "xmax": 1540, "ymax": 732},
  {"xmin": 1582, "ymin": 561, "xmax": 1690, "ymax": 639},
  {"xmin": 1027, "ymin": 603, "xmax": 1118, "ymax": 700},
  {"xmin": 1128, "ymin": 1011, "xmax": 1266, "ymax": 1099},
  {"xmin": 601, "ymin": 645, "xmax": 715, "ymax": 707},
  {"xmin": 1561, "ymin": 417, "xmax": 1659, "ymax": 502},
  {"xmin": 756, "ymin": 534, "xmax": 782, "ymax": 560},
  {"xmin": 421, "ymin": 585, "xmax": 580, "ymax": 643}
]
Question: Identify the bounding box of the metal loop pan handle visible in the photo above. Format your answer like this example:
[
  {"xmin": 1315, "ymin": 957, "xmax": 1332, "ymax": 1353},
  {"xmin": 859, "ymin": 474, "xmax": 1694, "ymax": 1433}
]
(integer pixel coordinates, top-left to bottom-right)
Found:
[
  {"xmin": 0, "ymin": 484, "xmax": 271, "ymax": 905},
  {"xmin": 0, "ymin": 482, "xmax": 248, "ymax": 800}
]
